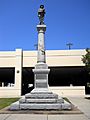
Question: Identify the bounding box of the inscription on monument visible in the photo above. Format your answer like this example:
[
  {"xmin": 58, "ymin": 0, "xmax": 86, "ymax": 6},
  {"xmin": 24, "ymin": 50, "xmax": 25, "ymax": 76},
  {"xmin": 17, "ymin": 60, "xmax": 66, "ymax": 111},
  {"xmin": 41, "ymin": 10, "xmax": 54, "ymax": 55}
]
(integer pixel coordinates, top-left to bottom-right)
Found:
[
  {"xmin": 36, "ymin": 82, "xmax": 47, "ymax": 88},
  {"xmin": 36, "ymin": 74, "xmax": 47, "ymax": 79}
]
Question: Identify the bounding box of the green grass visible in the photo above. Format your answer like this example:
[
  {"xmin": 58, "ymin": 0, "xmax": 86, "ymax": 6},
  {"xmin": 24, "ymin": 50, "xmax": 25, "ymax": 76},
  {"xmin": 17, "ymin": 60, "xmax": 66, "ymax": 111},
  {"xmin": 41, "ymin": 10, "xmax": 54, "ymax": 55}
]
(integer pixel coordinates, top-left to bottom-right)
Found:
[
  {"xmin": 63, "ymin": 97, "xmax": 71, "ymax": 103},
  {"xmin": 0, "ymin": 98, "xmax": 19, "ymax": 110}
]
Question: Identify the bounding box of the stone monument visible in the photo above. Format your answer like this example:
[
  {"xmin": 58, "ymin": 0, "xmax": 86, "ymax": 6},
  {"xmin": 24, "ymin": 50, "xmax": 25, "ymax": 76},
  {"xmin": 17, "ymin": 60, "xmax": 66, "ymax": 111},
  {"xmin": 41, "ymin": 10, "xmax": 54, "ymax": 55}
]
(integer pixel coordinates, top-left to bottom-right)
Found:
[{"xmin": 10, "ymin": 5, "xmax": 71, "ymax": 110}]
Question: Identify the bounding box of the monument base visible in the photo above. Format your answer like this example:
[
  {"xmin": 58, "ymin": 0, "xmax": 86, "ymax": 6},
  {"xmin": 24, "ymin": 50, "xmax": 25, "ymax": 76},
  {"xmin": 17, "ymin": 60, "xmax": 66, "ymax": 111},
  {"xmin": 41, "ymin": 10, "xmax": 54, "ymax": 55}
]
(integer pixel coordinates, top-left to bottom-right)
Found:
[
  {"xmin": 10, "ymin": 88, "xmax": 72, "ymax": 110},
  {"xmin": 10, "ymin": 63, "xmax": 72, "ymax": 110}
]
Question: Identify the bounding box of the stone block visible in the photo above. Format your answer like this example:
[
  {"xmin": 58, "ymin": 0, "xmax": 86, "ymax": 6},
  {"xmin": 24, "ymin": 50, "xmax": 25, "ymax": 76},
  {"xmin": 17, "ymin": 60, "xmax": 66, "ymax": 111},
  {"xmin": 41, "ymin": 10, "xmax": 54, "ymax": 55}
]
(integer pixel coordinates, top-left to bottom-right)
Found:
[
  {"xmin": 19, "ymin": 96, "xmax": 26, "ymax": 103},
  {"xmin": 61, "ymin": 100, "xmax": 72, "ymax": 110},
  {"xmin": 35, "ymin": 63, "xmax": 48, "ymax": 69},
  {"xmin": 10, "ymin": 101, "xmax": 20, "ymax": 110},
  {"xmin": 20, "ymin": 103, "xmax": 62, "ymax": 110},
  {"xmin": 30, "ymin": 88, "xmax": 50, "ymax": 93},
  {"xmin": 57, "ymin": 98, "xmax": 64, "ymax": 103},
  {"xmin": 26, "ymin": 98, "xmax": 57, "ymax": 103},
  {"xmin": 25, "ymin": 93, "xmax": 58, "ymax": 99}
]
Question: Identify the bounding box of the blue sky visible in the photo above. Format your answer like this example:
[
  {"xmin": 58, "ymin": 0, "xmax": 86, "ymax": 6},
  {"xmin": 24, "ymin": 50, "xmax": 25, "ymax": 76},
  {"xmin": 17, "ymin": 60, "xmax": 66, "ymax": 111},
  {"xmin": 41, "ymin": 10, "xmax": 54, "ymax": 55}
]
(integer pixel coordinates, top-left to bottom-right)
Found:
[{"xmin": 0, "ymin": 0, "xmax": 90, "ymax": 51}]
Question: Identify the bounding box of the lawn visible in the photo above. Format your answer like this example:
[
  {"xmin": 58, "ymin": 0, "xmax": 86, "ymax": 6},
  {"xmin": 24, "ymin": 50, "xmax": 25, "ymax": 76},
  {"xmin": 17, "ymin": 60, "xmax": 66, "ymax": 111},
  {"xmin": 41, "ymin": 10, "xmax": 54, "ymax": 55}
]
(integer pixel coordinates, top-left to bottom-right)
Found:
[{"xmin": 0, "ymin": 98, "xmax": 19, "ymax": 110}]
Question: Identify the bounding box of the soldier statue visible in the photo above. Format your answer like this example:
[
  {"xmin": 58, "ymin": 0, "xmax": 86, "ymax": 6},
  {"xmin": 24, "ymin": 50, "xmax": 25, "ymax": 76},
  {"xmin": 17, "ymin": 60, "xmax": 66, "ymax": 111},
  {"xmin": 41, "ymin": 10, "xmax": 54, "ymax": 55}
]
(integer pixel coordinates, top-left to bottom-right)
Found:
[{"xmin": 38, "ymin": 5, "xmax": 45, "ymax": 25}]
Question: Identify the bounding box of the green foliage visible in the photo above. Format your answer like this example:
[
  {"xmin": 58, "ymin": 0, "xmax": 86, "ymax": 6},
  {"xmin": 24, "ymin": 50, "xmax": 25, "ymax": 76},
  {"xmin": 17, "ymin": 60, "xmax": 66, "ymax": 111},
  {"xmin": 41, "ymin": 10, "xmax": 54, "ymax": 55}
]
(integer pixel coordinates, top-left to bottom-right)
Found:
[
  {"xmin": 0, "ymin": 98, "xmax": 19, "ymax": 110},
  {"xmin": 82, "ymin": 48, "xmax": 90, "ymax": 69}
]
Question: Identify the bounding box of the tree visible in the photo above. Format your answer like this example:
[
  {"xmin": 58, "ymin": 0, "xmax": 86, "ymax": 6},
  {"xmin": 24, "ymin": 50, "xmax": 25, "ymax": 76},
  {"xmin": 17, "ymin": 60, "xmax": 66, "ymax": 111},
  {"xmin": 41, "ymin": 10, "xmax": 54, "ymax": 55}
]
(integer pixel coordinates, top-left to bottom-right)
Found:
[
  {"xmin": 82, "ymin": 48, "xmax": 90, "ymax": 90},
  {"xmin": 82, "ymin": 48, "xmax": 90, "ymax": 70}
]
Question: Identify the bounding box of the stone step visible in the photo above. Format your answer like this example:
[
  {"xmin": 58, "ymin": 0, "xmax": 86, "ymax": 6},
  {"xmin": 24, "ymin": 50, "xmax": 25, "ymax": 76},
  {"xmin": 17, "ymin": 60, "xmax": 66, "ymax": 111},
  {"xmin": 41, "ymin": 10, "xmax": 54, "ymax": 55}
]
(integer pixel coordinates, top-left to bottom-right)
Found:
[
  {"xmin": 19, "ymin": 98, "xmax": 57, "ymax": 103},
  {"xmin": 31, "ymin": 91, "xmax": 52, "ymax": 94},
  {"xmin": 25, "ymin": 98, "xmax": 57, "ymax": 103},
  {"xmin": 20, "ymin": 103, "xmax": 62, "ymax": 110},
  {"xmin": 25, "ymin": 93, "xmax": 58, "ymax": 99},
  {"xmin": 10, "ymin": 100, "xmax": 71, "ymax": 110},
  {"xmin": 19, "ymin": 96, "xmax": 64, "ymax": 103},
  {"xmin": 30, "ymin": 88, "xmax": 52, "ymax": 94},
  {"xmin": 19, "ymin": 98, "xmax": 64, "ymax": 104},
  {"xmin": 26, "ymin": 98, "xmax": 64, "ymax": 103}
]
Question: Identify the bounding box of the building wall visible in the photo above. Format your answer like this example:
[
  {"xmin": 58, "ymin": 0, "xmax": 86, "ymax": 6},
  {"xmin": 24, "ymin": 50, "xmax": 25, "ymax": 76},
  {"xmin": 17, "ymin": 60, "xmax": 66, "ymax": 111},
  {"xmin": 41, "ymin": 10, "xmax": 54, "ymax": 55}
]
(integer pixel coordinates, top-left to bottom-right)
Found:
[
  {"xmin": 0, "ymin": 49, "xmax": 86, "ymax": 97},
  {"xmin": 0, "ymin": 49, "xmax": 86, "ymax": 68},
  {"xmin": 49, "ymin": 86, "xmax": 85, "ymax": 97},
  {"xmin": 0, "ymin": 51, "xmax": 16, "ymax": 67},
  {"xmin": 23, "ymin": 49, "xmax": 86, "ymax": 67}
]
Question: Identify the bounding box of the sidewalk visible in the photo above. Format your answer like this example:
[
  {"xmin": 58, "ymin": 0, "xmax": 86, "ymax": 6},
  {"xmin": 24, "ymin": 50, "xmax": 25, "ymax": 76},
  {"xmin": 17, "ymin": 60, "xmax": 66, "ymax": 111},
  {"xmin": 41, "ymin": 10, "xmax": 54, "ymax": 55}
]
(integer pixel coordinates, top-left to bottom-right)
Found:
[
  {"xmin": 0, "ymin": 114, "xmax": 89, "ymax": 120},
  {"xmin": 0, "ymin": 97, "xmax": 90, "ymax": 120},
  {"xmin": 68, "ymin": 96, "xmax": 90, "ymax": 120}
]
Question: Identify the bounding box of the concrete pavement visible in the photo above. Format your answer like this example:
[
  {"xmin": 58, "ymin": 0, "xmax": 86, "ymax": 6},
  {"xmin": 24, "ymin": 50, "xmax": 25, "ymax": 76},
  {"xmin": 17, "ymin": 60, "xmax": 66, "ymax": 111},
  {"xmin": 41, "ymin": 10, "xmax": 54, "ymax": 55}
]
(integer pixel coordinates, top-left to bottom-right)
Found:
[
  {"xmin": 68, "ymin": 96, "xmax": 90, "ymax": 120},
  {"xmin": 0, "ymin": 114, "xmax": 89, "ymax": 120},
  {"xmin": 0, "ymin": 96, "xmax": 90, "ymax": 120}
]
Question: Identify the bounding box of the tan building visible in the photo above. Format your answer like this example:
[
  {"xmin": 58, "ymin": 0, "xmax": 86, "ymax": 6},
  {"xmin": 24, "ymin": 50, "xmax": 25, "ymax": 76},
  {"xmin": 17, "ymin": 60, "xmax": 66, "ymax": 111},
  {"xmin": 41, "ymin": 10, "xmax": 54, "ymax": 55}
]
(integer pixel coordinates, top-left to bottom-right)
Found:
[{"xmin": 0, "ymin": 49, "xmax": 89, "ymax": 98}]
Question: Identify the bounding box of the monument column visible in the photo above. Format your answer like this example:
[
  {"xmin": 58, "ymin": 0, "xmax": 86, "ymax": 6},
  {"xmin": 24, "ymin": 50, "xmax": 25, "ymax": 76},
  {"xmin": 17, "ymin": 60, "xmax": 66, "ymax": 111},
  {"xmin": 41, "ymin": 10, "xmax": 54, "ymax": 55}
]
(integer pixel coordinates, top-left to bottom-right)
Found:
[
  {"xmin": 33, "ymin": 25, "xmax": 50, "ymax": 89},
  {"xmin": 37, "ymin": 25, "xmax": 46, "ymax": 63},
  {"xmin": 32, "ymin": 5, "xmax": 50, "ymax": 91}
]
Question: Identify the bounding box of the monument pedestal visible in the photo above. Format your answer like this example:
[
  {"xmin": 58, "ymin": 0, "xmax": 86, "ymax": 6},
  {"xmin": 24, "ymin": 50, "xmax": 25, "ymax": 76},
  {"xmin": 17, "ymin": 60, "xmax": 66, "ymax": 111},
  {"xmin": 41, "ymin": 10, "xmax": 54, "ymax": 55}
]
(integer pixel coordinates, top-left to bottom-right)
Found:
[{"xmin": 10, "ymin": 63, "xmax": 71, "ymax": 110}]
